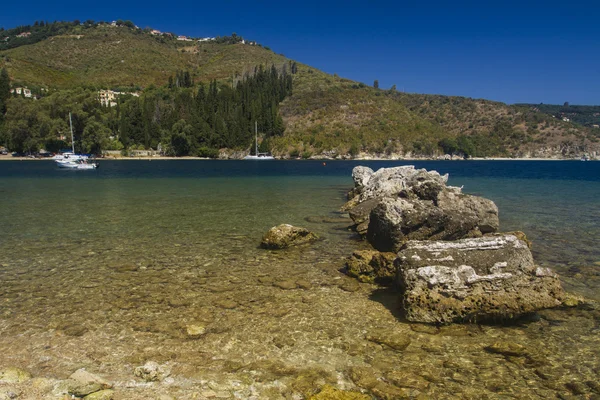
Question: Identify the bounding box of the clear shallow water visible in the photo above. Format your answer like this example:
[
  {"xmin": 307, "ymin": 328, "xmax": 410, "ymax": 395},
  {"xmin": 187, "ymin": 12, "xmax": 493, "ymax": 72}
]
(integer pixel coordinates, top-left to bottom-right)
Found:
[{"xmin": 0, "ymin": 160, "xmax": 599, "ymax": 399}]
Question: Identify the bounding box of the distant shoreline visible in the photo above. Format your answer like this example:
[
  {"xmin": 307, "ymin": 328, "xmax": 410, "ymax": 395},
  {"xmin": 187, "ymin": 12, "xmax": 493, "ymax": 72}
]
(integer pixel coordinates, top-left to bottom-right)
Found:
[{"xmin": 0, "ymin": 155, "xmax": 591, "ymax": 161}]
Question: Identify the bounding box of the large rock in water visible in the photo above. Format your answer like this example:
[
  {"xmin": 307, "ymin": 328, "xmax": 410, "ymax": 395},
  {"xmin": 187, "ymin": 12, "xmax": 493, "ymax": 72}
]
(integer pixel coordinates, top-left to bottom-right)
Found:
[
  {"xmin": 396, "ymin": 234, "xmax": 564, "ymax": 324},
  {"xmin": 260, "ymin": 224, "xmax": 319, "ymax": 249},
  {"xmin": 366, "ymin": 191, "xmax": 499, "ymax": 252},
  {"xmin": 343, "ymin": 165, "xmax": 498, "ymax": 248}
]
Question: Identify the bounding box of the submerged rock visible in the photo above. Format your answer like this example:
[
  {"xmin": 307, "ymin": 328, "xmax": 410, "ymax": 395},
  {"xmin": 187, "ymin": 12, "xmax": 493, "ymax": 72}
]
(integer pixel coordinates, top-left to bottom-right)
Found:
[
  {"xmin": 345, "ymin": 250, "xmax": 397, "ymax": 284},
  {"xmin": 396, "ymin": 234, "xmax": 564, "ymax": 324},
  {"xmin": 0, "ymin": 367, "xmax": 31, "ymax": 383},
  {"xmin": 66, "ymin": 369, "xmax": 112, "ymax": 397},
  {"xmin": 260, "ymin": 224, "xmax": 319, "ymax": 249},
  {"xmin": 309, "ymin": 385, "xmax": 371, "ymax": 400},
  {"xmin": 134, "ymin": 361, "xmax": 170, "ymax": 382}
]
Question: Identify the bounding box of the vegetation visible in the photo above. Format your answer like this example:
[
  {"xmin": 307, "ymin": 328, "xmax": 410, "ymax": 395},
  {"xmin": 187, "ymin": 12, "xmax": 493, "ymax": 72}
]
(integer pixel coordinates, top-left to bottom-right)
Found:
[
  {"xmin": 516, "ymin": 103, "xmax": 600, "ymax": 127},
  {"xmin": 0, "ymin": 20, "xmax": 598, "ymax": 158},
  {"xmin": 0, "ymin": 65, "xmax": 292, "ymax": 156}
]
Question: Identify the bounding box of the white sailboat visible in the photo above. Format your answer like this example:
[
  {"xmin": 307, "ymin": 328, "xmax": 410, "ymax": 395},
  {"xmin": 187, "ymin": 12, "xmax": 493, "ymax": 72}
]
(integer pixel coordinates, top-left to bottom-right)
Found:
[
  {"xmin": 52, "ymin": 113, "xmax": 89, "ymax": 162},
  {"xmin": 54, "ymin": 113, "xmax": 98, "ymax": 169},
  {"xmin": 244, "ymin": 121, "xmax": 274, "ymax": 160}
]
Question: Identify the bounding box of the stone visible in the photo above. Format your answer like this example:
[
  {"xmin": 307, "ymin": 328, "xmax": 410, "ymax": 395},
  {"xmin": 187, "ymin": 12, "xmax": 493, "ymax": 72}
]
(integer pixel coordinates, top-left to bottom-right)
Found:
[
  {"xmin": 385, "ymin": 371, "xmax": 429, "ymax": 390},
  {"xmin": 84, "ymin": 390, "xmax": 115, "ymax": 400},
  {"xmin": 345, "ymin": 250, "xmax": 397, "ymax": 284},
  {"xmin": 260, "ymin": 224, "xmax": 319, "ymax": 249},
  {"xmin": 484, "ymin": 342, "xmax": 528, "ymax": 357},
  {"xmin": 0, "ymin": 367, "xmax": 31, "ymax": 383},
  {"xmin": 365, "ymin": 331, "xmax": 411, "ymax": 351},
  {"xmin": 186, "ymin": 324, "xmax": 206, "ymax": 338},
  {"xmin": 273, "ymin": 280, "xmax": 298, "ymax": 290},
  {"xmin": 367, "ymin": 193, "xmax": 498, "ymax": 252},
  {"xmin": 309, "ymin": 385, "xmax": 371, "ymax": 400},
  {"xmin": 396, "ymin": 235, "xmax": 564, "ymax": 324},
  {"xmin": 134, "ymin": 361, "xmax": 170, "ymax": 382},
  {"xmin": 347, "ymin": 198, "xmax": 382, "ymax": 235},
  {"xmin": 66, "ymin": 369, "xmax": 112, "ymax": 397}
]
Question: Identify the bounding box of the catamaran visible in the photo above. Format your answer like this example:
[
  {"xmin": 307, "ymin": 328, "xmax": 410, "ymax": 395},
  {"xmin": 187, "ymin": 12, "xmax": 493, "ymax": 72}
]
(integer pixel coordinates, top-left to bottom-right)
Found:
[{"xmin": 244, "ymin": 121, "xmax": 274, "ymax": 160}]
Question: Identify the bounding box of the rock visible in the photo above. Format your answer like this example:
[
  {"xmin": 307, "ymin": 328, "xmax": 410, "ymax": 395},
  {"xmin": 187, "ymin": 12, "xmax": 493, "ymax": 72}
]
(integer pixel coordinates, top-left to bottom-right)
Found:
[
  {"xmin": 365, "ymin": 331, "xmax": 411, "ymax": 351},
  {"xmin": 484, "ymin": 342, "xmax": 528, "ymax": 357},
  {"xmin": 0, "ymin": 367, "xmax": 31, "ymax": 383},
  {"xmin": 345, "ymin": 250, "xmax": 397, "ymax": 283},
  {"xmin": 396, "ymin": 234, "xmax": 565, "ymax": 324},
  {"xmin": 260, "ymin": 224, "xmax": 319, "ymax": 249},
  {"xmin": 214, "ymin": 299, "xmax": 238, "ymax": 309},
  {"xmin": 561, "ymin": 293, "xmax": 586, "ymax": 307},
  {"xmin": 84, "ymin": 390, "xmax": 115, "ymax": 400},
  {"xmin": 385, "ymin": 371, "xmax": 429, "ymax": 390},
  {"xmin": 347, "ymin": 198, "xmax": 383, "ymax": 235},
  {"xmin": 309, "ymin": 384, "xmax": 371, "ymax": 400},
  {"xmin": 134, "ymin": 361, "xmax": 170, "ymax": 382},
  {"xmin": 352, "ymin": 166, "xmax": 374, "ymax": 189},
  {"xmin": 66, "ymin": 369, "xmax": 112, "ymax": 397},
  {"xmin": 273, "ymin": 280, "xmax": 298, "ymax": 290},
  {"xmin": 186, "ymin": 324, "xmax": 206, "ymax": 338},
  {"xmin": 367, "ymin": 193, "xmax": 498, "ymax": 252}
]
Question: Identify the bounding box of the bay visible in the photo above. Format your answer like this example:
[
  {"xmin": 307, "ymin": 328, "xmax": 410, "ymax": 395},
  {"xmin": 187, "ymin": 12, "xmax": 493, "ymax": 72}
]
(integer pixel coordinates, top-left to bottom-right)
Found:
[{"xmin": 0, "ymin": 159, "xmax": 599, "ymax": 399}]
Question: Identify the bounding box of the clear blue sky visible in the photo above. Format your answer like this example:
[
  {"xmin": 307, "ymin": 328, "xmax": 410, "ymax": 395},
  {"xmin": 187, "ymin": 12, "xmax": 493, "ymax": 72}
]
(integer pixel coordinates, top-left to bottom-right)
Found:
[{"xmin": 1, "ymin": 0, "xmax": 599, "ymax": 105}]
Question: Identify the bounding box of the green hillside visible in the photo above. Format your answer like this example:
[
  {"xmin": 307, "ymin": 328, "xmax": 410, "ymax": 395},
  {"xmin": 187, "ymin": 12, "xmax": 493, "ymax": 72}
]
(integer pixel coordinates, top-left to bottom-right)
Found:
[{"xmin": 0, "ymin": 21, "xmax": 598, "ymax": 159}]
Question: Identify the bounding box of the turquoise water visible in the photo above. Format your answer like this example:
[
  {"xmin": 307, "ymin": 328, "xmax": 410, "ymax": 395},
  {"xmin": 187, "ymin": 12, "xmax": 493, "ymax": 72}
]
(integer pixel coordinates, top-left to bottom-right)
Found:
[{"xmin": 0, "ymin": 160, "xmax": 599, "ymax": 399}]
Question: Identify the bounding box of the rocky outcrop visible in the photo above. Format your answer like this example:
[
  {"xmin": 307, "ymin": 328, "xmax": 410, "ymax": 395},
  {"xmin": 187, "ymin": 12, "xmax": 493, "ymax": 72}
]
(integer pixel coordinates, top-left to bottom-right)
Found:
[
  {"xmin": 343, "ymin": 166, "xmax": 499, "ymax": 249},
  {"xmin": 395, "ymin": 234, "xmax": 565, "ymax": 324},
  {"xmin": 260, "ymin": 224, "xmax": 319, "ymax": 249}
]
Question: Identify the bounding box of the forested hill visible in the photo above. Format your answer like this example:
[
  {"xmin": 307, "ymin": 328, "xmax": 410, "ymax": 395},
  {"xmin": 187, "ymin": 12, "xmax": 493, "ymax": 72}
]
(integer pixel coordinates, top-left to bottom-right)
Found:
[
  {"xmin": 0, "ymin": 20, "xmax": 598, "ymax": 159},
  {"xmin": 515, "ymin": 103, "xmax": 600, "ymax": 128}
]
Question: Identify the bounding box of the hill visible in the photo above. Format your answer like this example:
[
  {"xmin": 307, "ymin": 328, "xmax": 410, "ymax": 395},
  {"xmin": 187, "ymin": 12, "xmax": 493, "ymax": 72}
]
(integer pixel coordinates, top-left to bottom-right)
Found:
[
  {"xmin": 0, "ymin": 21, "xmax": 598, "ymax": 159},
  {"xmin": 515, "ymin": 103, "xmax": 600, "ymax": 128}
]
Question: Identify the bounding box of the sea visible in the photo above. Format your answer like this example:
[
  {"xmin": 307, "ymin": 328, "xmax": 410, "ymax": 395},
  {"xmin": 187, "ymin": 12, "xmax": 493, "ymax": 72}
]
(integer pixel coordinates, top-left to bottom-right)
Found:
[{"xmin": 0, "ymin": 160, "xmax": 599, "ymax": 399}]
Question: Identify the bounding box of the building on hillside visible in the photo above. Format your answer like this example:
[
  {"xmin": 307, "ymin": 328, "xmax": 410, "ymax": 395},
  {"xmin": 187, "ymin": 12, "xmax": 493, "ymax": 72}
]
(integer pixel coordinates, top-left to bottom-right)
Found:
[
  {"xmin": 198, "ymin": 37, "xmax": 215, "ymax": 42},
  {"xmin": 562, "ymin": 117, "xmax": 570, "ymax": 122},
  {"xmin": 177, "ymin": 35, "xmax": 192, "ymax": 41},
  {"xmin": 151, "ymin": 30, "xmax": 162, "ymax": 35},
  {"xmin": 11, "ymin": 87, "xmax": 32, "ymax": 98},
  {"xmin": 16, "ymin": 32, "xmax": 31, "ymax": 38},
  {"xmin": 98, "ymin": 90, "xmax": 118, "ymax": 107}
]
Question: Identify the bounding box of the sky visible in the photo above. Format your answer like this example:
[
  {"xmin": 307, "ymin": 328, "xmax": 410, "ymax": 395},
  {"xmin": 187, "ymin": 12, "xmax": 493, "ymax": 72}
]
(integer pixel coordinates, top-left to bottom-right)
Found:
[{"xmin": 1, "ymin": 0, "xmax": 599, "ymax": 105}]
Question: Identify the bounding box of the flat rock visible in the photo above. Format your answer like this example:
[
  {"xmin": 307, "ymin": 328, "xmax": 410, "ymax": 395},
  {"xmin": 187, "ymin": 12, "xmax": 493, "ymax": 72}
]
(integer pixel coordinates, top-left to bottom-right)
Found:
[
  {"xmin": 0, "ymin": 367, "xmax": 31, "ymax": 383},
  {"xmin": 67, "ymin": 369, "xmax": 112, "ymax": 397},
  {"xmin": 396, "ymin": 234, "xmax": 564, "ymax": 324},
  {"xmin": 485, "ymin": 342, "xmax": 528, "ymax": 357},
  {"xmin": 84, "ymin": 389, "xmax": 115, "ymax": 400},
  {"xmin": 365, "ymin": 331, "xmax": 411, "ymax": 351}
]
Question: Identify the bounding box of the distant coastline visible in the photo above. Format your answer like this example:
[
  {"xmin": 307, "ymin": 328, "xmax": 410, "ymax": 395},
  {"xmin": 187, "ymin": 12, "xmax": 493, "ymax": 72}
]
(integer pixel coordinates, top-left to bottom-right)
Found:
[{"xmin": 0, "ymin": 154, "xmax": 590, "ymax": 161}]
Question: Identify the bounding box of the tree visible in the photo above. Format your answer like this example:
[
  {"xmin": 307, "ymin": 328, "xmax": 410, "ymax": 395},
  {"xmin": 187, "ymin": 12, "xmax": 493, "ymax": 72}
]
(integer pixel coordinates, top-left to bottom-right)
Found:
[
  {"xmin": 82, "ymin": 120, "xmax": 110, "ymax": 154},
  {"xmin": 0, "ymin": 67, "xmax": 10, "ymax": 118},
  {"xmin": 374, "ymin": 80, "xmax": 379, "ymax": 89}
]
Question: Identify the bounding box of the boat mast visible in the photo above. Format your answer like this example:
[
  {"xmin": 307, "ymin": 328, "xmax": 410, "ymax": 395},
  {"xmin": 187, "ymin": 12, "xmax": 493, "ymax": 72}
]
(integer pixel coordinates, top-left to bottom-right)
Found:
[
  {"xmin": 255, "ymin": 120, "xmax": 258, "ymax": 156},
  {"xmin": 69, "ymin": 112, "xmax": 75, "ymax": 153}
]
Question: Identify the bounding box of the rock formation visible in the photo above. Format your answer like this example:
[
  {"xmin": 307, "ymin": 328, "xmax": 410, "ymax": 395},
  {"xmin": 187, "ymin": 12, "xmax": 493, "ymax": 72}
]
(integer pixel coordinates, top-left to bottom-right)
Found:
[
  {"xmin": 396, "ymin": 234, "xmax": 564, "ymax": 323},
  {"xmin": 343, "ymin": 165, "xmax": 499, "ymax": 247},
  {"xmin": 342, "ymin": 165, "xmax": 564, "ymax": 324}
]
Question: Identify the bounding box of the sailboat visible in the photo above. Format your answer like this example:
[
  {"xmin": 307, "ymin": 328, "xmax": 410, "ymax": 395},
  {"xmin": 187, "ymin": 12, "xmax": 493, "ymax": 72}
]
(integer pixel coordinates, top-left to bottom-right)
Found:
[
  {"xmin": 244, "ymin": 121, "xmax": 274, "ymax": 160},
  {"xmin": 54, "ymin": 113, "xmax": 98, "ymax": 169}
]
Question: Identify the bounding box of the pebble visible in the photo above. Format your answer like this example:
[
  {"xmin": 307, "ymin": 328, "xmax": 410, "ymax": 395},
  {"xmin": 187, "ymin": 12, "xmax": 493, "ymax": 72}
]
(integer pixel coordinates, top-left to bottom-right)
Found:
[
  {"xmin": 186, "ymin": 324, "xmax": 206, "ymax": 338},
  {"xmin": 484, "ymin": 342, "xmax": 528, "ymax": 357}
]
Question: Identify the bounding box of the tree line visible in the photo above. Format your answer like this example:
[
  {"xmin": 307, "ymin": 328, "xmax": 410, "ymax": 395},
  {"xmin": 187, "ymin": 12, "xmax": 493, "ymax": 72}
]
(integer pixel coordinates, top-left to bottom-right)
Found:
[{"xmin": 0, "ymin": 64, "xmax": 293, "ymax": 156}]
